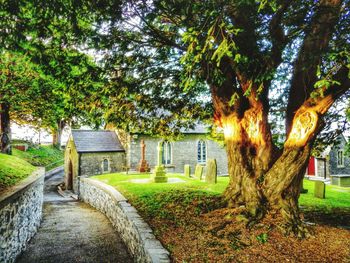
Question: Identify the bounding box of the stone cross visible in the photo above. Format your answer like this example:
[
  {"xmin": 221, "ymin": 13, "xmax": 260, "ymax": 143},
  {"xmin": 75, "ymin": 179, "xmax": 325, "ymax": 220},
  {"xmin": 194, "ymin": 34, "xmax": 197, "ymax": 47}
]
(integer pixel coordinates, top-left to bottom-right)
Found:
[
  {"xmin": 157, "ymin": 141, "xmax": 163, "ymax": 166},
  {"xmin": 141, "ymin": 140, "xmax": 146, "ymax": 160},
  {"xmin": 138, "ymin": 140, "xmax": 150, "ymax": 172},
  {"xmin": 151, "ymin": 141, "xmax": 167, "ymax": 183}
]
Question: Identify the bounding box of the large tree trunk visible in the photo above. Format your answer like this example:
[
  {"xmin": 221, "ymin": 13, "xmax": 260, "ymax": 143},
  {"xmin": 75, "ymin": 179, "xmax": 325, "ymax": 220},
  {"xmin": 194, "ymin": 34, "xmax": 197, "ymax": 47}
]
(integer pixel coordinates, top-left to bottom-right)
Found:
[
  {"xmin": 225, "ymin": 143, "xmax": 314, "ymax": 235},
  {"xmin": 221, "ymin": 95, "xmax": 331, "ymax": 237},
  {"xmin": 263, "ymin": 145, "xmax": 312, "ymax": 236},
  {"xmin": 52, "ymin": 120, "xmax": 65, "ymax": 148},
  {"xmin": 0, "ymin": 103, "xmax": 11, "ymax": 155},
  {"xmin": 209, "ymin": 70, "xmax": 325, "ymax": 236}
]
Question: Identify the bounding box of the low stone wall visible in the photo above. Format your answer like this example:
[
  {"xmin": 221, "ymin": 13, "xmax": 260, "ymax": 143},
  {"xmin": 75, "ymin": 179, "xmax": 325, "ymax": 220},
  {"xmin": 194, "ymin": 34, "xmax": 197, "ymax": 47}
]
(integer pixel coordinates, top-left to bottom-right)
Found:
[
  {"xmin": 0, "ymin": 168, "xmax": 45, "ymax": 263},
  {"xmin": 330, "ymin": 174, "xmax": 350, "ymax": 187},
  {"xmin": 79, "ymin": 178, "xmax": 170, "ymax": 263},
  {"xmin": 45, "ymin": 165, "xmax": 64, "ymax": 180}
]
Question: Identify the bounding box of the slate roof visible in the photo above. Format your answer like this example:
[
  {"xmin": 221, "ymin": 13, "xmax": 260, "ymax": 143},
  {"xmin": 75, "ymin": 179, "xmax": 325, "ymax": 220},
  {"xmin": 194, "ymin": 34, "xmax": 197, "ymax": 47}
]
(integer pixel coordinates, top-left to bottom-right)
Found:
[
  {"xmin": 71, "ymin": 130, "xmax": 125, "ymax": 153},
  {"xmin": 181, "ymin": 124, "xmax": 209, "ymax": 134}
]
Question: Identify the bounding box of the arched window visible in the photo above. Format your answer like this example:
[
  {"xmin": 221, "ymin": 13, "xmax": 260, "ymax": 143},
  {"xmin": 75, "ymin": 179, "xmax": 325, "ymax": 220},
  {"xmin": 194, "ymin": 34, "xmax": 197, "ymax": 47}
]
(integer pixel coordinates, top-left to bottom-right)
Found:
[
  {"xmin": 162, "ymin": 141, "xmax": 172, "ymax": 165},
  {"xmin": 103, "ymin": 159, "xmax": 109, "ymax": 172},
  {"xmin": 337, "ymin": 150, "xmax": 344, "ymax": 167},
  {"xmin": 197, "ymin": 140, "xmax": 207, "ymax": 163}
]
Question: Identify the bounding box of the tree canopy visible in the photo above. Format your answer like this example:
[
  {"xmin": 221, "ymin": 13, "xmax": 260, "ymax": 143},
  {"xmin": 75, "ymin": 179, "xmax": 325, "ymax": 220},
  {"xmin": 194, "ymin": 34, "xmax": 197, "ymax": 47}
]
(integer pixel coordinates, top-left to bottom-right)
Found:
[
  {"xmin": 0, "ymin": 0, "xmax": 107, "ymax": 147},
  {"xmin": 91, "ymin": 0, "xmax": 350, "ymax": 235},
  {"xmin": 0, "ymin": 0, "xmax": 349, "ymax": 235}
]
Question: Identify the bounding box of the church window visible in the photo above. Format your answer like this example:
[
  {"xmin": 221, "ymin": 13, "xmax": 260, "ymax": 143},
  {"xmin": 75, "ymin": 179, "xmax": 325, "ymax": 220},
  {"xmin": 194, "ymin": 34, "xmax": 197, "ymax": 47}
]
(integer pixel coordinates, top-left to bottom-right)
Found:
[
  {"xmin": 337, "ymin": 150, "xmax": 344, "ymax": 167},
  {"xmin": 197, "ymin": 140, "xmax": 207, "ymax": 163},
  {"xmin": 162, "ymin": 141, "xmax": 172, "ymax": 165},
  {"xmin": 103, "ymin": 159, "xmax": 109, "ymax": 172}
]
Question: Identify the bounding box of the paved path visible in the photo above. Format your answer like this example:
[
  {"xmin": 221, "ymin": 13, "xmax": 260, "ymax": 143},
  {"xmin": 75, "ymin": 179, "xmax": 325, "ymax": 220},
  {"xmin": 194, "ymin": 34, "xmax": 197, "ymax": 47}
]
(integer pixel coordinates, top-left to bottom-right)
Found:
[{"xmin": 16, "ymin": 171, "xmax": 132, "ymax": 263}]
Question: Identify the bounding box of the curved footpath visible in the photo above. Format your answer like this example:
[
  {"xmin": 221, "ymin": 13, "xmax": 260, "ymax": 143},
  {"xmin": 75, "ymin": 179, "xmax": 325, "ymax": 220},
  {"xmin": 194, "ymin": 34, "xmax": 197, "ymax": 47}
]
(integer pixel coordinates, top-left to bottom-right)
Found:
[{"xmin": 16, "ymin": 171, "xmax": 132, "ymax": 263}]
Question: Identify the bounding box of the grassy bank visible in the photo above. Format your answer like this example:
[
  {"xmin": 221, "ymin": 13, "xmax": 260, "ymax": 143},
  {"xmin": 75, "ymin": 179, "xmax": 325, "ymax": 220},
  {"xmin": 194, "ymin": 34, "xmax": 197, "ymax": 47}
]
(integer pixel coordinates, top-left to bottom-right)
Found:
[
  {"xmin": 0, "ymin": 153, "xmax": 36, "ymax": 191},
  {"xmin": 12, "ymin": 145, "xmax": 63, "ymax": 170}
]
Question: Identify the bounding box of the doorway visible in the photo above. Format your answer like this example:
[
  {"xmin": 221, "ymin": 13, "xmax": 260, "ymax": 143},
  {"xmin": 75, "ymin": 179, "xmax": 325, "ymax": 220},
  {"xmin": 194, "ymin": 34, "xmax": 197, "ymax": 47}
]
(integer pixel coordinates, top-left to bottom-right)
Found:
[{"xmin": 67, "ymin": 160, "xmax": 73, "ymax": 190}]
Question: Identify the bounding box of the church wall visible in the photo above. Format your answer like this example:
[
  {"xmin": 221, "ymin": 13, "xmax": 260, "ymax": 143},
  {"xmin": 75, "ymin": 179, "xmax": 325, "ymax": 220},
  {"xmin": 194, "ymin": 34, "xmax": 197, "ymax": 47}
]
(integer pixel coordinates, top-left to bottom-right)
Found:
[
  {"xmin": 129, "ymin": 134, "xmax": 228, "ymax": 175},
  {"xmin": 329, "ymin": 135, "xmax": 350, "ymax": 175}
]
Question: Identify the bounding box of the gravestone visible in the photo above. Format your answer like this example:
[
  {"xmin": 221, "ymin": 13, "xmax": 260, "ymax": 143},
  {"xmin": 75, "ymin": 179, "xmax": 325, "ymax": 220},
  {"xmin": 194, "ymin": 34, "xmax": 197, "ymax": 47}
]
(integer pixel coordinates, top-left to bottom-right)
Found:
[
  {"xmin": 194, "ymin": 164, "xmax": 204, "ymax": 180},
  {"xmin": 151, "ymin": 141, "xmax": 168, "ymax": 183},
  {"xmin": 300, "ymin": 180, "xmax": 308, "ymax": 194},
  {"xmin": 184, "ymin": 165, "xmax": 191, "ymax": 177},
  {"xmin": 205, "ymin": 159, "xmax": 217, "ymax": 184},
  {"xmin": 314, "ymin": 181, "xmax": 325, "ymax": 199}
]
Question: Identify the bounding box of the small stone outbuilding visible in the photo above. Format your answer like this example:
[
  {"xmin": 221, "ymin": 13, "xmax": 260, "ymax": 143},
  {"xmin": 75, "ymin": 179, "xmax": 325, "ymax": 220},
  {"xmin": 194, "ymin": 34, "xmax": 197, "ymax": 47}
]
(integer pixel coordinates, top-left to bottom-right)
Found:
[{"xmin": 64, "ymin": 130, "xmax": 125, "ymax": 192}]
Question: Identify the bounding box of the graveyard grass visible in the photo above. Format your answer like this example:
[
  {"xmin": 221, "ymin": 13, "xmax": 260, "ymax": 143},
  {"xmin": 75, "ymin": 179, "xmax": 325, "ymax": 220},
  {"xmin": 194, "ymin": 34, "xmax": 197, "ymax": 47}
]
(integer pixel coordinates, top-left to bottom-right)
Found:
[{"xmin": 93, "ymin": 173, "xmax": 350, "ymax": 262}]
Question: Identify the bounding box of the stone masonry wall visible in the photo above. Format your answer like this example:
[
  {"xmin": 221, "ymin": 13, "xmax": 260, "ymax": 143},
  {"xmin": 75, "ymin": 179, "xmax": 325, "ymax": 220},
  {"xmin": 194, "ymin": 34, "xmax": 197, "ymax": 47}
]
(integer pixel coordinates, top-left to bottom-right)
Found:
[
  {"xmin": 129, "ymin": 134, "xmax": 228, "ymax": 175},
  {"xmin": 329, "ymin": 135, "xmax": 350, "ymax": 175},
  {"xmin": 79, "ymin": 178, "xmax": 170, "ymax": 263},
  {"xmin": 0, "ymin": 168, "xmax": 45, "ymax": 263},
  {"xmin": 80, "ymin": 152, "xmax": 125, "ymax": 177}
]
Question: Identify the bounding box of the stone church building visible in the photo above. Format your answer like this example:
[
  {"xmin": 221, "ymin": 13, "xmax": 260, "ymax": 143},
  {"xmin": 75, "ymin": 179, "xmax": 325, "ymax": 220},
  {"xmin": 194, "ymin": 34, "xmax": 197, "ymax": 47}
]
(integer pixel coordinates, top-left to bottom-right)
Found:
[
  {"xmin": 120, "ymin": 125, "xmax": 229, "ymax": 175},
  {"xmin": 328, "ymin": 133, "xmax": 350, "ymax": 187},
  {"xmin": 64, "ymin": 130, "xmax": 125, "ymax": 192}
]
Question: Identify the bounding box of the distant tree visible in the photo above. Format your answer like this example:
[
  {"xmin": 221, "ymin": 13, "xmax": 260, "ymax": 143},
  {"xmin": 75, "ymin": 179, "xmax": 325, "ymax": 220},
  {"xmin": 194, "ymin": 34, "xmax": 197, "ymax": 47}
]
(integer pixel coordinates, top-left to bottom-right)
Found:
[
  {"xmin": 0, "ymin": 0, "xmax": 107, "ymax": 148},
  {"xmin": 95, "ymin": 0, "xmax": 350, "ymax": 236},
  {"xmin": 31, "ymin": 47, "xmax": 106, "ymax": 147},
  {"xmin": 0, "ymin": 51, "xmax": 49, "ymax": 153}
]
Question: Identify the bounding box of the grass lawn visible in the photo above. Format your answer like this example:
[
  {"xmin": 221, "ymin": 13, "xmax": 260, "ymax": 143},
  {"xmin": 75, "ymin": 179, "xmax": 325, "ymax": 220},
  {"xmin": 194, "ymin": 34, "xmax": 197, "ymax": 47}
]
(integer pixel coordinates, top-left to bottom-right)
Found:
[
  {"xmin": 12, "ymin": 145, "xmax": 63, "ymax": 170},
  {"xmin": 93, "ymin": 173, "xmax": 350, "ymax": 262},
  {"xmin": 93, "ymin": 173, "xmax": 227, "ymax": 197},
  {"xmin": 0, "ymin": 153, "xmax": 36, "ymax": 191},
  {"xmin": 300, "ymin": 179, "xmax": 350, "ymax": 209},
  {"xmin": 93, "ymin": 173, "xmax": 350, "ymax": 210}
]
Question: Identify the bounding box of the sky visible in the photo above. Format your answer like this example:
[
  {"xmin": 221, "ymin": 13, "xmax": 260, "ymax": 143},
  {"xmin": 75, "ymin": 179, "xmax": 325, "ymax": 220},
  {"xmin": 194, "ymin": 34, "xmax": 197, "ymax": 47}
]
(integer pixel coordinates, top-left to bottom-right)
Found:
[{"xmin": 11, "ymin": 123, "xmax": 70, "ymax": 146}]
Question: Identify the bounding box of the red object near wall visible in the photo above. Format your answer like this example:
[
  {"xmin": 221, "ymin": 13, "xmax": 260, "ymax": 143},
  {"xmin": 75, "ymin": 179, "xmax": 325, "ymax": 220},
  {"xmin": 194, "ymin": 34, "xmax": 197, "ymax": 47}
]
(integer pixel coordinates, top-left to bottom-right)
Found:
[
  {"xmin": 13, "ymin": 145, "xmax": 26, "ymax": 151},
  {"xmin": 307, "ymin": 157, "xmax": 315, "ymax": 176}
]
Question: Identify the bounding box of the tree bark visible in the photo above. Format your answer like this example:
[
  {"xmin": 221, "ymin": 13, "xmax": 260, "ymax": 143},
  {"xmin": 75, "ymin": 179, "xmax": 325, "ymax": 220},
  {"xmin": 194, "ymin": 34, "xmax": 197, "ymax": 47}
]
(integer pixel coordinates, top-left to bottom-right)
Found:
[
  {"xmin": 222, "ymin": 114, "xmax": 315, "ymax": 236},
  {"xmin": 212, "ymin": 72, "xmax": 335, "ymax": 236},
  {"xmin": 219, "ymin": 82, "xmax": 347, "ymax": 236},
  {"xmin": 0, "ymin": 103, "xmax": 11, "ymax": 155},
  {"xmin": 52, "ymin": 120, "xmax": 65, "ymax": 148}
]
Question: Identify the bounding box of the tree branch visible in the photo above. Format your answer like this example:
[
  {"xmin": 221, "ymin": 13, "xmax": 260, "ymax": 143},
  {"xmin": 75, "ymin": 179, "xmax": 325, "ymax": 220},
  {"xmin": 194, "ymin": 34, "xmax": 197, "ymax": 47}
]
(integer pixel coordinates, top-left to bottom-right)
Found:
[
  {"xmin": 285, "ymin": 0, "xmax": 342, "ymax": 134},
  {"xmin": 268, "ymin": 1, "xmax": 291, "ymax": 69},
  {"xmin": 307, "ymin": 65, "xmax": 350, "ymax": 114}
]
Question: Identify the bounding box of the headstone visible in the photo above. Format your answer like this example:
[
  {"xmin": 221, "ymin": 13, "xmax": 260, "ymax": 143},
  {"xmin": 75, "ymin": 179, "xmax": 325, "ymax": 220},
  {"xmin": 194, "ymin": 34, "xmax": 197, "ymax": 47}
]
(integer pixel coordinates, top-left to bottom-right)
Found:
[
  {"xmin": 205, "ymin": 159, "xmax": 217, "ymax": 184},
  {"xmin": 194, "ymin": 164, "xmax": 204, "ymax": 180},
  {"xmin": 151, "ymin": 141, "xmax": 168, "ymax": 183},
  {"xmin": 314, "ymin": 181, "xmax": 325, "ymax": 199},
  {"xmin": 184, "ymin": 165, "xmax": 191, "ymax": 177},
  {"xmin": 138, "ymin": 140, "xmax": 150, "ymax": 172},
  {"xmin": 300, "ymin": 179, "xmax": 308, "ymax": 194}
]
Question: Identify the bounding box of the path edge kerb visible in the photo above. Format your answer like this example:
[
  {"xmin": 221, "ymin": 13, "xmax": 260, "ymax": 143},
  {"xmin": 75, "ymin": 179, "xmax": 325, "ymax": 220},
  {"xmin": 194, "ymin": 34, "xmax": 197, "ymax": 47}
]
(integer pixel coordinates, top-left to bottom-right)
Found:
[{"xmin": 79, "ymin": 177, "xmax": 170, "ymax": 263}]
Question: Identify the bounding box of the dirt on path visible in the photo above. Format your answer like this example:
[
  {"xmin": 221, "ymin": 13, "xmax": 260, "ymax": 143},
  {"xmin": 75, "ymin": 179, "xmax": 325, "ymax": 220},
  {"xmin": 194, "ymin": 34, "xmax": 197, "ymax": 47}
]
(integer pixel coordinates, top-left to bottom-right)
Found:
[{"xmin": 16, "ymin": 171, "xmax": 133, "ymax": 263}]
